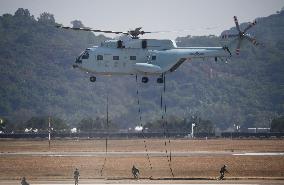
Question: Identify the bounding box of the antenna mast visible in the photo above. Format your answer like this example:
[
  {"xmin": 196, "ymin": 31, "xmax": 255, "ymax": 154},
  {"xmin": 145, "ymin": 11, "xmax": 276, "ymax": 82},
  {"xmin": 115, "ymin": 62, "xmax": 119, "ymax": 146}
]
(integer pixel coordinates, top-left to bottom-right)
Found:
[{"xmin": 48, "ymin": 116, "xmax": 51, "ymax": 149}]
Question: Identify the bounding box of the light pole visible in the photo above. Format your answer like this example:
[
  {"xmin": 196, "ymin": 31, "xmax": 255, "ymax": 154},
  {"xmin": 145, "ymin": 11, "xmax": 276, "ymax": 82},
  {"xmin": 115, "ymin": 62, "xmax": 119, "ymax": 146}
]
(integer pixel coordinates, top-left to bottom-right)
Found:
[
  {"xmin": 48, "ymin": 116, "xmax": 51, "ymax": 149},
  {"xmin": 234, "ymin": 123, "xmax": 240, "ymax": 132},
  {"xmin": 191, "ymin": 123, "xmax": 196, "ymax": 138}
]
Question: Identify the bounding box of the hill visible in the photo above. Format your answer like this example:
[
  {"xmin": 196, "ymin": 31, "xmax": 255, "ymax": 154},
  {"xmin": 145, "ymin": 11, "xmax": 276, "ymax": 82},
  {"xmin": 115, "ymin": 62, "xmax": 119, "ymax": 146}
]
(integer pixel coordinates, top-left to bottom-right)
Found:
[{"xmin": 0, "ymin": 8, "xmax": 283, "ymax": 131}]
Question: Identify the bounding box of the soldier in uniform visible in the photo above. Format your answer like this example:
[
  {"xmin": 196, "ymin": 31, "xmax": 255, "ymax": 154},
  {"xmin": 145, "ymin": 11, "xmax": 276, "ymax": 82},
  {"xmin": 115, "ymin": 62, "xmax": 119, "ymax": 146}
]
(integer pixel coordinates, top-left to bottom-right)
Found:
[
  {"xmin": 219, "ymin": 165, "xmax": 229, "ymax": 180},
  {"xmin": 21, "ymin": 177, "xmax": 29, "ymax": 185},
  {"xmin": 74, "ymin": 168, "xmax": 80, "ymax": 185},
  {"xmin": 132, "ymin": 165, "xmax": 140, "ymax": 179}
]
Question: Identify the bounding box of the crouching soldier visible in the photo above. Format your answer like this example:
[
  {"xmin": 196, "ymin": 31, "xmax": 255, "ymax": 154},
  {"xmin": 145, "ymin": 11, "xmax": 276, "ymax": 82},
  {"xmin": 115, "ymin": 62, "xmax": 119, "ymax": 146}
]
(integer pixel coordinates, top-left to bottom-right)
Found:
[
  {"xmin": 132, "ymin": 165, "xmax": 140, "ymax": 179},
  {"xmin": 21, "ymin": 177, "xmax": 29, "ymax": 185},
  {"xmin": 218, "ymin": 164, "xmax": 229, "ymax": 180}
]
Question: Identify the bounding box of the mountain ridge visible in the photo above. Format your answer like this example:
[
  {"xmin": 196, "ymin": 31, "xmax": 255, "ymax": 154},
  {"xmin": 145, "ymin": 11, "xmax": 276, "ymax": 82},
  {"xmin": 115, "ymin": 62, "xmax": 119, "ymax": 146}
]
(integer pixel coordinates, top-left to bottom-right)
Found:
[{"xmin": 0, "ymin": 8, "xmax": 283, "ymax": 130}]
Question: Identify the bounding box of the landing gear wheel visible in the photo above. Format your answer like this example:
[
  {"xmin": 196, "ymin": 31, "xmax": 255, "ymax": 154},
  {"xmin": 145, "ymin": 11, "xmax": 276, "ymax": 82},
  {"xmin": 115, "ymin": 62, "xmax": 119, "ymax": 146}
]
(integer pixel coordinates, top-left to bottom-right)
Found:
[
  {"xmin": 142, "ymin": 77, "xmax": 149, "ymax": 83},
  {"xmin": 157, "ymin": 77, "xmax": 164, "ymax": 83},
  {"xmin": 90, "ymin": 76, "xmax": 96, "ymax": 82}
]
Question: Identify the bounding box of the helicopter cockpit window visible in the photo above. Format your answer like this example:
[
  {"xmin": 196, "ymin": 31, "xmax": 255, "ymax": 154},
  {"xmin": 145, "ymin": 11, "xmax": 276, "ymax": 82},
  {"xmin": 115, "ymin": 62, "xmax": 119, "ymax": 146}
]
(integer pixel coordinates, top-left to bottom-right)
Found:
[
  {"xmin": 97, "ymin": 55, "xmax": 103, "ymax": 60},
  {"xmin": 142, "ymin": 40, "xmax": 147, "ymax": 49},
  {"xmin": 81, "ymin": 51, "xmax": 89, "ymax": 59},
  {"xmin": 130, "ymin": 56, "xmax": 136, "ymax": 60},
  {"xmin": 113, "ymin": 56, "xmax": 119, "ymax": 60},
  {"xmin": 117, "ymin": 40, "xmax": 123, "ymax": 48}
]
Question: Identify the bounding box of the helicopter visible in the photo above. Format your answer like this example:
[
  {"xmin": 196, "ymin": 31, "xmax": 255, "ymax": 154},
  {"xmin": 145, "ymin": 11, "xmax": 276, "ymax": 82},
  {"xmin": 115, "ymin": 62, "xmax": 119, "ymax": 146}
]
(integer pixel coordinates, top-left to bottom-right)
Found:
[{"xmin": 57, "ymin": 16, "xmax": 258, "ymax": 83}]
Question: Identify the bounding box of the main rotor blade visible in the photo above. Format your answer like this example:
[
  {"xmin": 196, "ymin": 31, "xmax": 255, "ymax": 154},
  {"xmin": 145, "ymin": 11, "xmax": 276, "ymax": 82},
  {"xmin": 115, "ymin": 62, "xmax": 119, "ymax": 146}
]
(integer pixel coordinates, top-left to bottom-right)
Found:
[
  {"xmin": 150, "ymin": 27, "xmax": 219, "ymax": 34},
  {"xmin": 56, "ymin": 25, "xmax": 125, "ymax": 34},
  {"xmin": 243, "ymin": 20, "xmax": 257, "ymax": 33},
  {"xmin": 221, "ymin": 33, "xmax": 239, "ymax": 39},
  {"xmin": 140, "ymin": 31, "xmax": 152, "ymax": 35},
  {"xmin": 234, "ymin": 16, "xmax": 241, "ymax": 33}
]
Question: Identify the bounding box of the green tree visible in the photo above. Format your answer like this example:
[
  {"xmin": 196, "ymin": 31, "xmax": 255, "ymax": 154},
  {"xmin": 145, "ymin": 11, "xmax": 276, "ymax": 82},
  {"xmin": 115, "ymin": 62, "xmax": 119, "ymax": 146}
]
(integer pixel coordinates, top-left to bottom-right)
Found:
[
  {"xmin": 194, "ymin": 118, "xmax": 215, "ymax": 134},
  {"xmin": 71, "ymin": 20, "xmax": 84, "ymax": 28},
  {"xmin": 0, "ymin": 117, "xmax": 6, "ymax": 132},
  {"xmin": 51, "ymin": 117, "xmax": 69, "ymax": 130},
  {"xmin": 38, "ymin": 12, "xmax": 55, "ymax": 24},
  {"xmin": 271, "ymin": 116, "xmax": 284, "ymax": 132},
  {"xmin": 14, "ymin": 8, "xmax": 31, "ymax": 17},
  {"xmin": 78, "ymin": 117, "xmax": 102, "ymax": 131},
  {"xmin": 78, "ymin": 117, "xmax": 118, "ymax": 131},
  {"xmin": 23, "ymin": 116, "xmax": 68, "ymax": 131}
]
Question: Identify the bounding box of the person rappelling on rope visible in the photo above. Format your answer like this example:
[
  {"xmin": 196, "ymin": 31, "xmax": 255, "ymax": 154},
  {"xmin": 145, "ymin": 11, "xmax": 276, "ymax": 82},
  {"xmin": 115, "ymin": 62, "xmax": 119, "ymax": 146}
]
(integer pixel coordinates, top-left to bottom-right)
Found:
[
  {"xmin": 218, "ymin": 164, "xmax": 229, "ymax": 180},
  {"xmin": 132, "ymin": 165, "xmax": 140, "ymax": 179}
]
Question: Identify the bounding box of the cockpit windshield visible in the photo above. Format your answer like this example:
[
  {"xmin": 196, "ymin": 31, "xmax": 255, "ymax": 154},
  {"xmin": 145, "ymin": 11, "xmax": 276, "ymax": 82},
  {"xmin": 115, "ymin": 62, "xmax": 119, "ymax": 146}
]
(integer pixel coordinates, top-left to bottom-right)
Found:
[
  {"xmin": 76, "ymin": 50, "xmax": 89, "ymax": 63},
  {"xmin": 81, "ymin": 50, "xmax": 89, "ymax": 59},
  {"xmin": 75, "ymin": 50, "xmax": 89, "ymax": 64}
]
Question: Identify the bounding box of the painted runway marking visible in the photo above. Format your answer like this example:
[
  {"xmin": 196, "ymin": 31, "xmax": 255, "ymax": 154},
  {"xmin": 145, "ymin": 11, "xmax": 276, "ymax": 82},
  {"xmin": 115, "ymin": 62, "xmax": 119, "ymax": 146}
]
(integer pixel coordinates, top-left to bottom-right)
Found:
[
  {"xmin": 1, "ymin": 151, "xmax": 283, "ymax": 157},
  {"xmin": 33, "ymin": 184, "xmax": 259, "ymax": 185},
  {"xmin": 233, "ymin": 152, "xmax": 284, "ymax": 156}
]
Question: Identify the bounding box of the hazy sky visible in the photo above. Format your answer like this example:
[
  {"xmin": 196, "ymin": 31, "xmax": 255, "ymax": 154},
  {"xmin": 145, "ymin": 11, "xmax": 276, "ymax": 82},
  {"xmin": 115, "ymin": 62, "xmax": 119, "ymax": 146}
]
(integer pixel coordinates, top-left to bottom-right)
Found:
[{"xmin": 0, "ymin": 0, "xmax": 283, "ymax": 39}]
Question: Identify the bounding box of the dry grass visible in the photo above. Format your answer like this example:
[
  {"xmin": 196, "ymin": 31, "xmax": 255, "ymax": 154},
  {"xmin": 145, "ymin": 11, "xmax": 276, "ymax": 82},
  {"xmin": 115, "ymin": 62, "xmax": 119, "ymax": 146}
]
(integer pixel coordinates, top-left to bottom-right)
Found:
[
  {"xmin": 0, "ymin": 139, "xmax": 283, "ymax": 180},
  {"xmin": 0, "ymin": 138, "xmax": 284, "ymax": 152}
]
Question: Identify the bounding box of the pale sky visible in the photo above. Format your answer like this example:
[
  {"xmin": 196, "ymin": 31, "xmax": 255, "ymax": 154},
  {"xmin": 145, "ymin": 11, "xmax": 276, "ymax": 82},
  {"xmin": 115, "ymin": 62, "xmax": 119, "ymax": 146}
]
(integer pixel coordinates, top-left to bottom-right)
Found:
[{"xmin": 0, "ymin": 0, "xmax": 283, "ymax": 39}]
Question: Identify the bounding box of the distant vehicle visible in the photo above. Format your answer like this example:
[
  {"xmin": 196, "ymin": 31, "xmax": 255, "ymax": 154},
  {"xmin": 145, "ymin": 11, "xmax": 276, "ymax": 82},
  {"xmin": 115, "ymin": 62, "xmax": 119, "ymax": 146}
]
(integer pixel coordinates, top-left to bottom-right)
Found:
[
  {"xmin": 57, "ymin": 16, "xmax": 258, "ymax": 83},
  {"xmin": 71, "ymin": 128, "xmax": 77, "ymax": 133},
  {"xmin": 24, "ymin": 128, "xmax": 32, "ymax": 133},
  {"xmin": 134, "ymin": 126, "xmax": 143, "ymax": 132}
]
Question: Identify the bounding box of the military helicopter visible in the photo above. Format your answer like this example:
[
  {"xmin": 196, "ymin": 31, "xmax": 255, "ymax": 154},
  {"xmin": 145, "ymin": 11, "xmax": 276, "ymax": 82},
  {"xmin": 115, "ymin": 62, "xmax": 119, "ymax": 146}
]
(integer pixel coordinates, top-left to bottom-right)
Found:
[{"xmin": 57, "ymin": 16, "xmax": 258, "ymax": 83}]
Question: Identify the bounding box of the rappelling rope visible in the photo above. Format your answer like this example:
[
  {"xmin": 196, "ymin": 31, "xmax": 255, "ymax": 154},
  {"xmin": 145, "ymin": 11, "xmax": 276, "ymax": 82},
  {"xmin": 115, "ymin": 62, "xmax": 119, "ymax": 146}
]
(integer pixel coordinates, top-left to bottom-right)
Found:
[
  {"xmin": 160, "ymin": 74, "xmax": 174, "ymax": 178},
  {"xmin": 100, "ymin": 80, "xmax": 109, "ymax": 177},
  {"xmin": 163, "ymin": 75, "xmax": 172, "ymax": 162},
  {"xmin": 135, "ymin": 75, "xmax": 153, "ymax": 178}
]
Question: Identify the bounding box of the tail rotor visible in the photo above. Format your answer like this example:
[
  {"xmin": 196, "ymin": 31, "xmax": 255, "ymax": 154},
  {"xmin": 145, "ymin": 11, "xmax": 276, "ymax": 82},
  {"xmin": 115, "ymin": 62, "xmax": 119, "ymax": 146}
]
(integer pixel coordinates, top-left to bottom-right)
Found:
[{"xmin": 222, "ymin": 16, "xmax": 259, "ymax": 55}]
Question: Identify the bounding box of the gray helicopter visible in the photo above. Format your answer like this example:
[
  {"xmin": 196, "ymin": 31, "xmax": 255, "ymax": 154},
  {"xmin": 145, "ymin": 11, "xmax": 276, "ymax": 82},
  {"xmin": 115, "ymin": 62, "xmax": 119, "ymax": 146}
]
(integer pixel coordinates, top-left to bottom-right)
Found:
[{"xmin": 57, "ymin": 16, "xmax": 258, "ymax": 83}]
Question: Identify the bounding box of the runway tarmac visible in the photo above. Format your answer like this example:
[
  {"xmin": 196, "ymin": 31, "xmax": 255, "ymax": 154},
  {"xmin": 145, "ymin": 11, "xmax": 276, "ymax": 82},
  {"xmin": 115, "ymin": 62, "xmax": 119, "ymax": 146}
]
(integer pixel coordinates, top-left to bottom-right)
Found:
[
  {"xmin": 0, "ymin": 151, "xmax": 283, "ymax": 157},
  {"xmin": 1, "ymin": 151, "xmax": 283, "ymax": 184}
]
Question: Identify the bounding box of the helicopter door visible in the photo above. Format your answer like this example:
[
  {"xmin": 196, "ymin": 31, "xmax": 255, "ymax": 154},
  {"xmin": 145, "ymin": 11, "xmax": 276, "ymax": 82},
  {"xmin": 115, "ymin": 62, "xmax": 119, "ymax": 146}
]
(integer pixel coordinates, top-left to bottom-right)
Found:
[
  {"xmin": 147, "ymin": 51, "xmax": 157, "ymax": 64},
  {"xmin": 142, "ymin": 39, "xmax": 147, "ymax": 49}
]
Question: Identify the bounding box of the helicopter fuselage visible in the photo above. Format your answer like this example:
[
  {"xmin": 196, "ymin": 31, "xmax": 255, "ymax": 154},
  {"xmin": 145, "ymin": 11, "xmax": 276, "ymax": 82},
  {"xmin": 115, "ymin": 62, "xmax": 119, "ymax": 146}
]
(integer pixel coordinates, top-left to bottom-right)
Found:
[
  {"xmin": 74, "ymin": 38, "xmax": 230, "ymax": 78},
  {"xmin": 57, "ymin": 16, "xmax": 257, "ymax": 83}
]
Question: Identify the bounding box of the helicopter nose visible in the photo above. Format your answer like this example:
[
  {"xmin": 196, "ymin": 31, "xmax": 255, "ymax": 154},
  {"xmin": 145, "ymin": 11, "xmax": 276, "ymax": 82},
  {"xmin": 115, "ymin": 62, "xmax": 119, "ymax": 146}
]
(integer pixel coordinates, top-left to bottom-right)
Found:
[
  {"xmin": 73, "ymin": 57, "xmax": 82, "ymax": 68},
  {"xmin": 75, "ymin": 57, "xmax": 82, "ymax": 64}
]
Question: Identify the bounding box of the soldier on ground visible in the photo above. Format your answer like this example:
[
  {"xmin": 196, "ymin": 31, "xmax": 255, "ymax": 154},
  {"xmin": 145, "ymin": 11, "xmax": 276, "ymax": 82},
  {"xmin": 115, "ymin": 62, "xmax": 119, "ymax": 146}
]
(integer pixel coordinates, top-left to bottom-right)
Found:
[
  {"xmin": 74, "ymin": 168, "xmax": 80, "ymax": 185},
  {"xmin": 21, "ymin": 177, "xmax": 29, "ymax": 185},
  {"xmin": 132, "ymin": 165, "xmax": 140, "ymax": 179},
  {"xmin": 219, "ymin": 164, "xmax": 229, "ymax": 180}
]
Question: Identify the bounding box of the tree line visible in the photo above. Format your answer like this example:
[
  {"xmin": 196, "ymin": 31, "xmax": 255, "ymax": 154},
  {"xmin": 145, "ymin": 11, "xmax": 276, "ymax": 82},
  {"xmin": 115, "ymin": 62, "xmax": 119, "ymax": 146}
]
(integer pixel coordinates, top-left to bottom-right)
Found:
[{"xmin": 1, "ymin": 115, "xmax": 283, "ymax": 133}]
